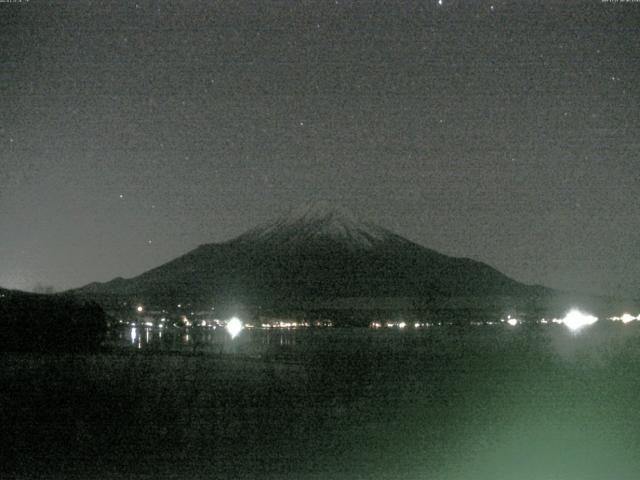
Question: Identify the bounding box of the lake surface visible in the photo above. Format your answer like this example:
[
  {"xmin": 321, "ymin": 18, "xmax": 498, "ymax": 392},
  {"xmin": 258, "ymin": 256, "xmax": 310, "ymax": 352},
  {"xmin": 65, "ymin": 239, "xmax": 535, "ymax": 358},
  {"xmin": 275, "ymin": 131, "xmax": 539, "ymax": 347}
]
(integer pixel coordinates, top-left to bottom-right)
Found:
[
  {"xmin": 109, "ymin": 324, "xmax": 344, "ymax": 356},
  {"xmin": 5, "ymin": 322, "xmax": 640, "ymax": 479},
  {"xmin": 109, "ymin": 321, "xmax": 640, "ymax": 359},
  {"xmin": 108, "ymin": 323, "xmax": 538, "ymax": 359}
]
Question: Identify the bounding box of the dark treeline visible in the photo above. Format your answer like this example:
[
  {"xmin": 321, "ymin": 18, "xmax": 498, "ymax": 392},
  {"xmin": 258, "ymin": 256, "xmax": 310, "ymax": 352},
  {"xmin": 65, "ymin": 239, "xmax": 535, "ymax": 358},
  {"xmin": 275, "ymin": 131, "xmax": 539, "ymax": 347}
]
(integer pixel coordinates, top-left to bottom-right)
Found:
[{"xmin": 0, "ymin": 289, "xmax": 107, "ymax": 352}]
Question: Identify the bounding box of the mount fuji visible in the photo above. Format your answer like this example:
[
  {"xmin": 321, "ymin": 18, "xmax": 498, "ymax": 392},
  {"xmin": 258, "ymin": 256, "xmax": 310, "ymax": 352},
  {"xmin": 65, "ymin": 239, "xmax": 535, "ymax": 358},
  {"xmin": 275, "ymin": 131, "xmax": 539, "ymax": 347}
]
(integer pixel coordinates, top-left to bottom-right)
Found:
[{"xmin": 76, "ymin": 202, "xmax": 552, "ymax": 315}]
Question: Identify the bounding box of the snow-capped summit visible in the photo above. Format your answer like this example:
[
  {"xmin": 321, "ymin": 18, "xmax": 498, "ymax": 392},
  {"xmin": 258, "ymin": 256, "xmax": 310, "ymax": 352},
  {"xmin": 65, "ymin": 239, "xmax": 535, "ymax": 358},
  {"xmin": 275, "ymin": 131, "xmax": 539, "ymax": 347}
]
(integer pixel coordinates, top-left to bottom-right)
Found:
[
  {"xmin": 280, "ymin": 201, "xmax": 360, "ymax": 226},
  {"xmin": 235, "ymin": 201, "xmax": 397, "ymax": 249}
]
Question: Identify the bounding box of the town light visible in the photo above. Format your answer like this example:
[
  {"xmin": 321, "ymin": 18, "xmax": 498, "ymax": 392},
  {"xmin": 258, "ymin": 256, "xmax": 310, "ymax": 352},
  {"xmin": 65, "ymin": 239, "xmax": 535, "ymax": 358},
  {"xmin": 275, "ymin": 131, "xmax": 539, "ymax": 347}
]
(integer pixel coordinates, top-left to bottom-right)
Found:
[
  {"xmin": 621, "ymin": 313, "xmax": 636, "ymax": 324},
  {"xmin": 562, "ymin": 309, "xmax": 598, "ymax": 332},
  {"xmin": 226, "ymin": 317, "xmax": 243, "ymax": 339},
  {"xmin": 136, "ymin": 305, "xmax": 144, "ymax": 313}
]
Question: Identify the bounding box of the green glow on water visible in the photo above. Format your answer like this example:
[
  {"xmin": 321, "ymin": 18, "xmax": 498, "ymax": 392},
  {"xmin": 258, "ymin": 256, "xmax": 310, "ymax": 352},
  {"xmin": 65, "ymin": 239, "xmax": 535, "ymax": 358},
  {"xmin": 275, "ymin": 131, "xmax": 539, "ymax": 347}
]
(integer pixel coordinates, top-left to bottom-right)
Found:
[{"xmin": 4, "ymin": 326, "xmax": 640, "ymax": 479}]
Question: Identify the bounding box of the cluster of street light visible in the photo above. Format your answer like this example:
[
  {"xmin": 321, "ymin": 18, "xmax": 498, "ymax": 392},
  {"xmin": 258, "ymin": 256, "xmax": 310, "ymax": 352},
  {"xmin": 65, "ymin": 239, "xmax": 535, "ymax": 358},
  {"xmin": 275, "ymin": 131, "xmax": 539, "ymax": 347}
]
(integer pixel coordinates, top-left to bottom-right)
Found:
[
  {"xmin": 131, "ymin": 304, "xmax": 640, "ymax": 339},
  {"xmin": 370, "ymin": 310, "xmax": 640, "ymax": 334},
  {"xmin": 502, "ymin": 310, "xmax": 599, "ymax": 332},
  {"xmin": 369, "ymin": 321, "xmax": 433, "ymax": 329},
  {"xmin": 610, "ymin": 313, "xmax": 640, "ymax": 324},
  {"xmin": 505, "ymin": 310, "xmax": 640, "ymax": 331}
]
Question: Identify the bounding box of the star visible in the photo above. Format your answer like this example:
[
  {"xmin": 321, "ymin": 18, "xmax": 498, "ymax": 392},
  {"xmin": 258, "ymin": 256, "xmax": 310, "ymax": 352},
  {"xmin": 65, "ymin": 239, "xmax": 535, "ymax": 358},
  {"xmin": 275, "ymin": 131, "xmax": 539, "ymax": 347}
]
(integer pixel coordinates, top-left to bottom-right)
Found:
[
  {"xmin": 438, "ymin": 0, "xmax": 443, "ymax": 5},
  {"xmin": 119, "ymin": 194, "xmax": 124, "ymax": 199}
]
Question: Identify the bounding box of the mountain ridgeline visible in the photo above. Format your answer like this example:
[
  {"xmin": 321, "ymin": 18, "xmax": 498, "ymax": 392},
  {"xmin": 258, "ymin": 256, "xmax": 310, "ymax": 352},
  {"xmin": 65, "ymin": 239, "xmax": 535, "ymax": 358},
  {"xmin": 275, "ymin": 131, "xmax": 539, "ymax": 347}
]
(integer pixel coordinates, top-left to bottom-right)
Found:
[{"xmin": 77, "ymin": 203, "xmax": 553, "ymax": 317}]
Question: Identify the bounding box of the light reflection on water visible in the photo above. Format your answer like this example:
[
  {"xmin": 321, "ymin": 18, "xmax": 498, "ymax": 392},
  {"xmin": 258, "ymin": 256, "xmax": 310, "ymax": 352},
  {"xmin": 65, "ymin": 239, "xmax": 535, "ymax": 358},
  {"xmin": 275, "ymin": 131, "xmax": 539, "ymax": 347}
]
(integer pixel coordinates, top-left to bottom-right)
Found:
[
  {"xmin": 110, "ymin": 322, "xmax": 640, "ymax": 361},
  {"xmin": 110, "ymin": 325, "xmax": 304, "ymax": 355}
]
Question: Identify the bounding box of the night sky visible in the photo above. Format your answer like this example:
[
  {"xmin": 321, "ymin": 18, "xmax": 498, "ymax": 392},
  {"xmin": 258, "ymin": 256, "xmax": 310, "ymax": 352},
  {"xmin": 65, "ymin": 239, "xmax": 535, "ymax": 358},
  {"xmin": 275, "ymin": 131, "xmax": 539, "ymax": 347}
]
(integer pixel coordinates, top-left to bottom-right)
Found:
[{"xmin": 1, "ymin": 0, "xmax": 639, "ymax": 297}]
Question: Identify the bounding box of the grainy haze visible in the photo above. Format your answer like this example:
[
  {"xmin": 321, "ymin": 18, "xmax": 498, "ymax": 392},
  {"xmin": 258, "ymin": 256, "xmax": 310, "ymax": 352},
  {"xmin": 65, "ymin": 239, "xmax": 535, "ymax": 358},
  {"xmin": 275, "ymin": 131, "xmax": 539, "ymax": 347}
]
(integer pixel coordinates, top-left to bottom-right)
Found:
[{"xmin": 1, "ymin": 0, "xmax": 638, "ymax": 296}]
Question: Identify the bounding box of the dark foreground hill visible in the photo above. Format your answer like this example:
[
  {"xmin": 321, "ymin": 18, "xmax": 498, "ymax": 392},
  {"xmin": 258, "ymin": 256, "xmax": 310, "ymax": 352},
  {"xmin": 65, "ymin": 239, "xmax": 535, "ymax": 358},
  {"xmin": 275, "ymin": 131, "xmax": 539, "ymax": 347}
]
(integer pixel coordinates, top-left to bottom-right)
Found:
[
  {"xmin": 76, "ymin": 202, "xmax": 557, "ymax": 317},
  {"xmin": 0, "ymin": 288, "xmax": 107, "ymax": 351}
]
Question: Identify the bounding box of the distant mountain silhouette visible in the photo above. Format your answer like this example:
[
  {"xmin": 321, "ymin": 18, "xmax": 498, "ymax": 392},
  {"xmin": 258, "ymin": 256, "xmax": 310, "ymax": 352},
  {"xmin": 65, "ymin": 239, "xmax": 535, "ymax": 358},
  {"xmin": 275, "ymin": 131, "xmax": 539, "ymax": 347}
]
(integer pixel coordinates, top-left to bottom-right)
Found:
[{"xmin": 76, "ymin": 202, "xmax": 553, "ymax": 314}]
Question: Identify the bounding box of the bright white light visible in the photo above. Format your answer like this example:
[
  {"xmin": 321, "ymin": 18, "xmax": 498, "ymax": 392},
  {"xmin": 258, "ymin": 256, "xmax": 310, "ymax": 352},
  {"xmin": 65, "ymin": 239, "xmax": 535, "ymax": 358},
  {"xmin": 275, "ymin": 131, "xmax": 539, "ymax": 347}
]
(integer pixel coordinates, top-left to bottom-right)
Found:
[
  {"xmin": 136, "ymin": 305, "xmax": 144, "ymax": 313},
  {"xmin": 562, "ymin": 309, "xmax": 598, "ymax": 331},
  {"xmin": 398, "ymin": 321, "xmax": 406, "ymax": 329},
  {"xmin": 621, "ymin": 313, "xmax": 636, "ymax": 324},
  {"xmin": 507, "ymin": 318, "xmax": 518, "ymax": 327},
  {"xmin": 226, "ymin": 317, "xmax": 243, "ymax": 339}
]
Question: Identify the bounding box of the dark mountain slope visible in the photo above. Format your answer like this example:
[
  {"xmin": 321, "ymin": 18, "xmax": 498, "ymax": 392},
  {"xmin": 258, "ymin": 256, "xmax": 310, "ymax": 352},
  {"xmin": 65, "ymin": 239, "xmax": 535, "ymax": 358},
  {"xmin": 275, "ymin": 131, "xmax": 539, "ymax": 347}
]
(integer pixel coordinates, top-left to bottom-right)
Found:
[{"xmin": 76, "ymin": 202, "xmax": 552, "ymax": 309}]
